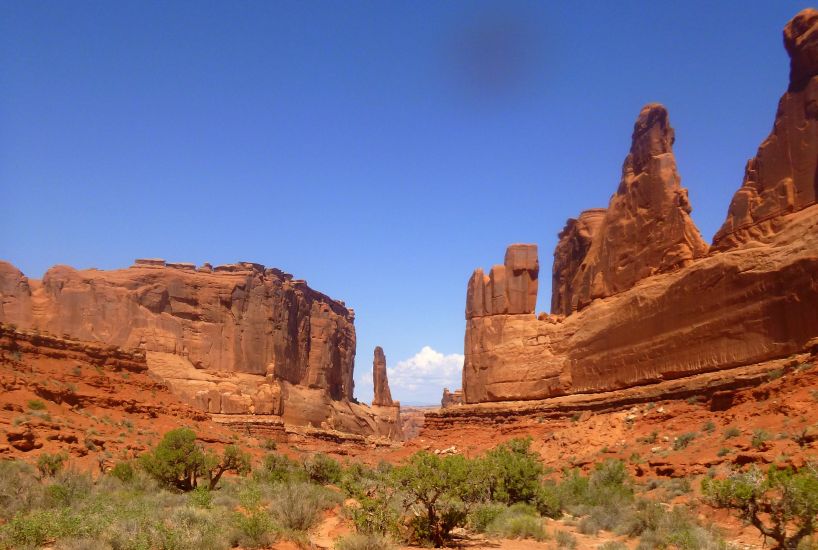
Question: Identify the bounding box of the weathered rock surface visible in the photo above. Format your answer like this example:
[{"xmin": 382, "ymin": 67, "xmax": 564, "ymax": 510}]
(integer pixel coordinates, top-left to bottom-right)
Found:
[
  {"xmin": 0, "ymin": 260, "xmax": 400, "ymax": 438},
  {"xmin": 466, "ymin": 244, "xmax": 538, "ymax": 318},
  {"xmin": 372, "ymin": 346, "xmax": 395, "ymax": 407},
  {"xmin": 441, "ymin": 388, "xmax": 464, "ymax": 408},
  {"xmin": 551, "ymin": 209, "xmax": 606, "ymax": 316},
  {"xmin": 463, "ymin": 11, "xmax": 818, "ymax": 404},
  {"xmin": 551, "ymin": 105, "xmax": 708, "ymax": 316},
  {"xmin": 713, "ymin": 9, "xmax": 818, "ymax": 249}
]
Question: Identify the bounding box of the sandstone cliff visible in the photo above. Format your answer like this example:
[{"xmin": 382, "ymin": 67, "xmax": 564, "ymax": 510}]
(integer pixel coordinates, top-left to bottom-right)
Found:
[
  {"xmin": 713, "ymin": 8, "xmax": 818, "ymax": 249},
  {"xmin": 551, "ymin": 105, "xmax": 708, "ymax": 316},
  {"xmin": 0, "ymin": 259, "xmax": 400, "ymax": 438},
  {"xmin": 463, "ymin": 9, "xmax": 818, "ymax": 404}
]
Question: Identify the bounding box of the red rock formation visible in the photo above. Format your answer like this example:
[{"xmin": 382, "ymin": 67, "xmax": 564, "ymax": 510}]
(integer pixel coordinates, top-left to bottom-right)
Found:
[
  {"xmin": 372, "ymin": 346, "xmax": 395, "ymax": 407},
  {"xmin": 551, "ymin": 209, "xmax": 605, "ymax": 315},
  {"xmin": 551, "ymin": 105, "xmax": 708, "ymax": 316},
  {"xmin": 0, "ymin": 260, "xmax": 401, "ymax": 438},
  {"xmin": 466, "ymin": 244, "xmax": 538, "ymax": 318},
  {"xmin": 462, "ymin": 11, "xmax": 818, "ymax": 404},
  {"xmin": 713, "ymin": 9, "xmax": 818, "ymax": 249},
  {"xmin": 441, "ymin": 388, "xmax": 463, "ymax": 408}
]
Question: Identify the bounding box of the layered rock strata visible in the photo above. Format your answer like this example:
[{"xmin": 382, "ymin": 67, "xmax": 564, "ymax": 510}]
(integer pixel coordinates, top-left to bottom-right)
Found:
[
  {"xmin": 0, "ymin": 260, "xmax": 400, "ymax": 438},
  {"xmin": 463, "ymin": 10, "xmax": 818, "ymax": 404}
]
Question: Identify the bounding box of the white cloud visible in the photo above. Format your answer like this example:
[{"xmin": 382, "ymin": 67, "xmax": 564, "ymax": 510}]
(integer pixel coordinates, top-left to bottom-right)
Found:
[{"xmin": 387, "ymin": 346, "xmax": 464, "ymax": 404}]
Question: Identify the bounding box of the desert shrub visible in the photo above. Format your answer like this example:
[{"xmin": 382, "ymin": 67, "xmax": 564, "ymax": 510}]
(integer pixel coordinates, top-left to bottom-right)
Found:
[
  {"xmin": 0, "ymin": 462, "xmax": 42, "ymax": 521},
  {"xmin": 335, "ymin": 533, "xmax": 394, "ymax": 550},
  {"xmin": 638, "ymin": 431, "xmax": 658, "ymax": 444},
  {"xmin": 663, "ymin": 477, "xmax": 692, "ymax": 499},
  {"xmin": 703, "ymin": 465, "xmax": 818, "ymax": 550},
  {"xmin": 486, "ymin": 506, "xmax": 546, "ymax": 541},
  {"xmin": 635, "ymin": 506, "xmax": 726, "ymax": 550},
  {"xmin": 345, "ymin": 468, "xmax": 402, "ymax": 537},
  {"xmin": 37, "ymin": 452, "xmax": 67, "ymax": 478},
  {"xmin": 554, "ymin": 529, "xmax": 577, "ymax": 549},
  {"xmin": 27, "ymin": 399, "xmax": 46, "ymax": 411},
  {"xmin": 599, "ymin": 542, "xmax": 628, "ymax": 550},
  {"xmin": 559, "ymin": 459, "xmax": 633, "ymax": 517},
  {"xmin": 231, "ymin": 509, "xmax": 278, "ymax": 549},
  {"xmin": 188, "ymin": 486, "xmax": 214, "ymax": 508},
  {"xmin": 751, "ymin": 429, "xmax": 772, "ymax": 449},
  {"xmin": 110, "ymin": 461, "xmax": 135, "ymax": 483},
  {"xmin": 673, "ymin": 432, "xmax": 697, "ymax": 451},
  {"xmin": 303, "ymin": 453, "xmax": 342, "ymax": 485},
  {"xmin": 261, "ymin": 438, "xmax": 277, "ymax": 451},
  {"xmin": 44, "ymin": 469, "xmax": 92, "ymax": 507},
  {"xmin": 161, "ymin": 505, "xmax": 232, "ymax": 550},
  {"xmin": 468, "ymin": 502, "xmax": 507, "ymax": 532},
  {"xmin": 392, "ymin": 451, "xmax": 488, "ymax": 546},
  {"xmin": 723, "ymin": 426, "xmax": 741, "ymax": 439},
  {"xmin": 533, "ymin": 481, "xmax": 562, "ymax": 518},
  {"xmin": 270, "ymin": 481, "xmax": 339, "ymax": 531},
  {"xmin": 254, "ymin": 452, "xmax": 304, "ymax": 484},
  {"xmin": 703, "ymin": 421, "xmax": 716, "ymax": 433},
  {"xmin": 483, "ymin": 437, "xmax": 544, "ymax": 505}
]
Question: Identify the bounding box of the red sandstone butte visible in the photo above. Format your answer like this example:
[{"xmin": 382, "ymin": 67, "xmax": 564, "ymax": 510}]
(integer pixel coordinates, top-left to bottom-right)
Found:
[
  {"xmin": 0, "ymin": 260, "xmax": 400, "ymax": 438},
  {"xmin": 462, "ymin": 10, "xmax": 818, "ymax": 404}
]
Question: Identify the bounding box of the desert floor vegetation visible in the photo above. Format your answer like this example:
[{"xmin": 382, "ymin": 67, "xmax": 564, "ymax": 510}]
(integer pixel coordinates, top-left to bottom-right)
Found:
[{"xmin": 1, "ymin": 431, "xmax": 817, "ymax": 549}]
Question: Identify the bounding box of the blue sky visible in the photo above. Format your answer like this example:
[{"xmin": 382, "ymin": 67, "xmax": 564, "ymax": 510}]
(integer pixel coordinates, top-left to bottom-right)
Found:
[{"xmin": 1, "ymin": 1, "xmax": 811, "ymax": 404}]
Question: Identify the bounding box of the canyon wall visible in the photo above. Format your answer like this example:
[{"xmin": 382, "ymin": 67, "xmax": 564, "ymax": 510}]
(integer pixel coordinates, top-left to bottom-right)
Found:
[
  {"xmin": 0, "ymin": 260, "xmax": 400, "ymax": 438},
  {"xmin": 463, "ymin": 9, "xmax": 818, "ymax": 404}
]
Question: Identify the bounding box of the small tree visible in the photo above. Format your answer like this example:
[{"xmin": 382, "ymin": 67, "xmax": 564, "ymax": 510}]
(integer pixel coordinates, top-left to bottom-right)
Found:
[
  {"xmin": 140, "ymin": 427, "xmax": 205, "ymax": 491},
  {"xmin": 392, "ymin": 451, "xmax": 488, "ymax": 546},
  {"xmin": 206, "ymin": 444, "xmax": 251, "ymax": 490},
  {"xmin": 703, "ymin": 465, "xmax": 818, "ymax": 549}
]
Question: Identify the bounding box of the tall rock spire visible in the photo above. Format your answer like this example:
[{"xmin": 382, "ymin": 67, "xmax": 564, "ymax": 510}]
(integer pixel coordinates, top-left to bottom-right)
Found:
[
  {"xmin": 551, "ymin": 104, "xmax": 709, "ymax": 316},
  {"xmin": 372, "ymin": 346, "xmax": 395, "ymax": 407},
  {"xmin": 713, "ymin": 8, "xmax": 818, "ymax": 249}
]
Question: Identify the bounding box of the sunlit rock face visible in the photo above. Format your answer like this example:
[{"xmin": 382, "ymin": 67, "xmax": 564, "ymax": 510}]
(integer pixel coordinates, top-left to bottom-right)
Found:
[
  {"xmin": 462, "ymin": 10, "xmax": 818, "ymax": 404},
  {"xmin": 0, "ymin": 259, "xmax": 401, "ymax": 439}
]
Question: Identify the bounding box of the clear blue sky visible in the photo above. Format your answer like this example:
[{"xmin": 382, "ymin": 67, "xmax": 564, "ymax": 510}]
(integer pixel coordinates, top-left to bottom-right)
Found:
[{"xmin": 1, "ymin": 1, "xmax": 811, "ymax": 404}]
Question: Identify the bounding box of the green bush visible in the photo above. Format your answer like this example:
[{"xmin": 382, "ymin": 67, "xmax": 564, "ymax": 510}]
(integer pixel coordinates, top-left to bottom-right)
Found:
[
  {"xmin": 483, "ymin": 437, "xmax": 544, "ymax": 505},
  {"xmin": 304, "ymin": 453, "xmax": 342, "ymax": 485},
  {"xmin": 484, "ymin": 504, "xmax": 547, "ymax": 541},
  {"xmin": 255, "ymin": 453, "xmax": 304, "ymax": 484},
  {"xmin": 703, "ymin": 465, "xmax": 818, "ymax": 550},
  {"xmin": 270, "ymin": 482, "xmax": 339, "ymax": 531},
  {"xmin": 468, "ymin": 502, "xmax": 507, "ymax": 532},
  {"xmin": 751, "ymin": 429, "xmax": 772, "ymax": 449},
  {"xmin": 27, "ymin": 399, "xmax": 46, "ymax": 411},
  {"xmin": 0, "ymin": 461, "xmax": 42, "ymax": 521},
  {"xmin": 723, "ymin": 426, "xmax": 741, "ymax": 440},
  {"xmin": 110, "ymin": 461, "xmax": 135, "ymax": 483},
  {"xmin": 534, "ymin": 481, "xmax": 562, "ymax": 518},
  {"xmin": 673, "ymin": 432, "xmax": 697, "ymax": 451},
  {"xmin": 599, "ymin": 542, "xmax": 628, "ymax": 550},
  {"xmin": 231, "ymin": 510, "xmax": 278, "ymax": 549},
  {"xmin": 36, "ymin": 452, "xmax": 67, "ymax": 478},
  {"xmin": 554, "ymin": 529, "xmax": 577, "ymax": 549}
]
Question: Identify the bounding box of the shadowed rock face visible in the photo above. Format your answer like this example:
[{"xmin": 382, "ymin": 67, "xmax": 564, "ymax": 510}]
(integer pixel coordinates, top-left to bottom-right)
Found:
[
  {"xmin": 551, "ymin": 104, "xmax": 708, "ymax": 316},
  {"xmin": 372, "ymin": 346, "xmax": 395, "ymax": 407},
  {"xmin": 463, "ymin": 10, "xmax": 818, "ymax": 404},
  {"xmin": 713, "ymin": 9, "xmax": 818, "ymax": 249}
]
